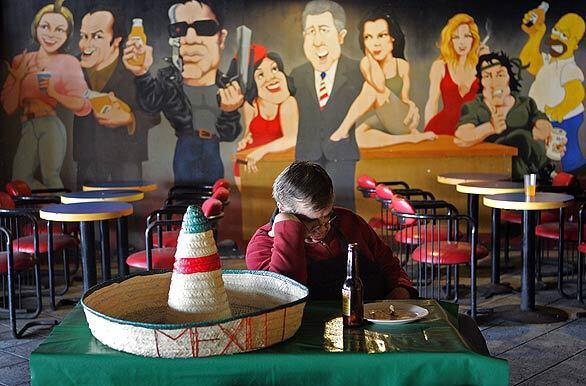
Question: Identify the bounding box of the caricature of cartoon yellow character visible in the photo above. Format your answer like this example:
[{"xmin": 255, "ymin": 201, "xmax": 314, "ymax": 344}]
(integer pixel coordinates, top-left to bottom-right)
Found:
[{"xmin": 520, "ymin": 10, "xmax": 586, "ymax": 174}]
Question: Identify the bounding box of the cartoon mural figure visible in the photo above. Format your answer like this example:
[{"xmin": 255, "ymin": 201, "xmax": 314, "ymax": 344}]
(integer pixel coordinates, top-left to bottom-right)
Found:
[
  {"xmin": 75, "ymin": 5, "xmax": 161, "ymax": 188},
  {"xmin": 424, "ymin": 13, "xmax": 488, "ymax": 136},
  {"xmin": 520, "ymin": 9, "xmax": 586, "ymax": 177},
  {"xmin": 292, "ymin": 0, "xmax": 363, "ymax": 211},
  {"xmin": 331, "ymin": 7, "xmax": 437, "ymax": 148},
  {"xmin": 123, "ymin": 0, "xmax": 243, "ymax": 185},
  {"xmin": 1, "ymin": 0, "xmax": 90, "ymax": 189},
  {"xmin": 235, "ymin": 45, "xmax": 298, "ymax": 188},
  {"xmin": 454, "ymin": 52, "xmax": 554, "ymax": 180}
]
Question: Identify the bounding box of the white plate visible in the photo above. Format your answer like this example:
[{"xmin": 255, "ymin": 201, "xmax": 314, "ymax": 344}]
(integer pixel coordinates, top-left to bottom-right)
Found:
[{"xmin": 363, "ymin": 301, "xmax": 429, "ymax": 325}]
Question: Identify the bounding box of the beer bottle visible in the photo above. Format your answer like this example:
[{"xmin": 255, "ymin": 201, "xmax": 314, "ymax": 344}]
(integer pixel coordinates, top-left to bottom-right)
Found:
[
  {"xmin": 128, "ymin": 18, "xmax": 147, "ymax": 66},
  {"xmin": 342, "ymin": 243, "xmax": 364, "ymax": 327}
]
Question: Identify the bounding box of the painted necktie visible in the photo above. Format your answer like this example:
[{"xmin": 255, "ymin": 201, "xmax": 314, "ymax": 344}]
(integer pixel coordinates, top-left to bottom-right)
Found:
[{"xmin": 319, "ymin": 71, "xmax": 329, "ymax": 110}]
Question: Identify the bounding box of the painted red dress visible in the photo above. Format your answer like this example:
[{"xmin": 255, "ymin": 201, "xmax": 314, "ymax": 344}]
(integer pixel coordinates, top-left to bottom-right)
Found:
[
  {"xmin": 234, "ymin": 101, "xmax": 283, "ymax": 177},
  {"xmin": 424, "ymin": 64, "xmax": 479, "ymax": 135}
]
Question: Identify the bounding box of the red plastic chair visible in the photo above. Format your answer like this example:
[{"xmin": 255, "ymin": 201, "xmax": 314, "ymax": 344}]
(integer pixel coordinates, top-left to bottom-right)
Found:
[
  {"xmin": 0, "ymin": 216, "xmax": 57, "ymax": 337},
  {"xmin": 391, "ymin": 197, "xmax": 488, "ymax": 319}
]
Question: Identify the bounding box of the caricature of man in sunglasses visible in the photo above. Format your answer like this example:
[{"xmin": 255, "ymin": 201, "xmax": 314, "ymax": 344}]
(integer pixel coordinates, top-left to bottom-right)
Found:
[{"xmin": 123, "ymin": 0, "xmax": 243, "ymax": 185}]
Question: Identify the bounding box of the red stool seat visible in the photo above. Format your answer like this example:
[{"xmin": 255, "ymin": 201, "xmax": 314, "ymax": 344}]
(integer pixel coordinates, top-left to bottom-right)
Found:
[
  {"xmin": 368, "ymin": 217, "xmax": 402, "ymax": 231},
  {"xmin": 412, "ymin": 241, "xmax": 489, "ymax": 265},
  {"xmin": 126, "ymin": 247, "xmax": 176, "ymax": 270},
  {"xmin": 394, "ymin": 225, "xmax": 456, "ymax": 245},
  {"xmin": 152, "ymin": 230, "xmax": 180, "ymax": 248},
  {"xmin": 501, "ymin": 210, "xmax": 558, "ymax": 224},
  {"xmin": 0, "ymin": 251, "xmax": 35, "ymax": 273},
  {"xmin": 535, "ymin": 222, "xmax": 583, "ymax": 241},
  {"xmin": 14, "ymin": 234, "xmax": 78, "ymax": 254},
  {"xmin": 578, "ymin": 243, "xmax": 586, "ymax": 254}
]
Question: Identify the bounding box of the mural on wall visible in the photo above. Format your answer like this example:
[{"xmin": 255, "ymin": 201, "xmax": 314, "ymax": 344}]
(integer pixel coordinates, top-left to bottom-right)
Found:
[
  {"xmin": 1, "ymin": 0, "xmax": 91, "ymax": 189},
  {"xmin": 520, "ymin": 9, "xmax": 586, "ymax": 175},
  {"xmin": 75, "ymin": 4, "xmax": 161, "ymax": 188},
  {"xmin": 0, "ymin": 0, "xmax": 585, "ymax": 201},
  {"xmin": 235, "ymin": 46, "xmax": 299, "ymax": 189}
]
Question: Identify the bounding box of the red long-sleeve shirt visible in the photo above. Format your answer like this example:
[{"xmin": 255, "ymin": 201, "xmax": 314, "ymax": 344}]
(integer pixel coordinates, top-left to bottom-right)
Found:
[{"xmin": 246, "ymin": 207, "xmax": 417, "ymax": 300}]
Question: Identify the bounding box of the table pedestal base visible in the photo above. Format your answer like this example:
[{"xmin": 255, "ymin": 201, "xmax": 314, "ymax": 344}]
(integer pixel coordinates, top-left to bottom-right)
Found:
[{"xmin": 493, "ymin": 304, "xmax": 568, "ymax": 324}]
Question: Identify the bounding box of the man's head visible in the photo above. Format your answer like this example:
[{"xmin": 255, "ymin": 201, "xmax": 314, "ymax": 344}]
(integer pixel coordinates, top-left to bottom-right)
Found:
[
  {"xmin": 273, "ymin": 161, "xmax": 335, "ymax": 242},
  {"xmin": 476, "ymin": 52, "xmax": 521, "ymax": 106},
  {"xmin": 301, "ymin": 0, "xmax": 347, "ymax": 72},
  {"xmin": 79, "ymin": 7, "xmax": 126, "ymax": 69},
  {"xmin": 168, "ymin": 0, "xmax": 227, "ymax": 80},
  {"xmin": 548, "ymin": 13, "xmax": 585, "ymax": 59}
]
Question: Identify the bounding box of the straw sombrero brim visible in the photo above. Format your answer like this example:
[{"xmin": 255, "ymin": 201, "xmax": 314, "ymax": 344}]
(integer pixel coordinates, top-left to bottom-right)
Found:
[{"xmin": 81, "ymin": 270, "xmax": 308, "ymax": 358}]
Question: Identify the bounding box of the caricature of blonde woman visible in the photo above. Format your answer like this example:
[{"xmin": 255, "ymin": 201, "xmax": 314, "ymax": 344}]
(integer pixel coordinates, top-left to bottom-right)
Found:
[
  {"xmin": 330, "ymin": 8, "xmax": 436, "ymax": 148},
  {"xmin": 1, "ymin": 0, "xmax": 90, "ymax": 189},
  {"xmin": 424, "ymin": 13, "xmax": 488, "ymax": 136},
  {"xmin": 235, "ymin": 46, "xmax": 298, "ymax": 189}
]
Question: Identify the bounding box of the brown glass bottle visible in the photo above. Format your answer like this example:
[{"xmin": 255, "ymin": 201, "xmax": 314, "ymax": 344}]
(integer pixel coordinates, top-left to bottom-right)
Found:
[{"xmin": 342, "ymin": 243, "xmax": 364, "ymax": 327}]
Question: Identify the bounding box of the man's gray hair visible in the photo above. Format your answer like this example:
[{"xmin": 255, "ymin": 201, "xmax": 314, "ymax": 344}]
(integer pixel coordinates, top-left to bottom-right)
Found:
[
  {"xmin": 273, "ymin": 161, "xmax": 334, "ymax": 213},
  {"xmin": 301, "ymin": 0, "xmax": 346, "ymax": 32}
]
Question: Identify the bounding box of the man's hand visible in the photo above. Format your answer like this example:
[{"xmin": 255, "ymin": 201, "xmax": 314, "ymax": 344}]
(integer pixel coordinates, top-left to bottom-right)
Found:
[
  {"xmin": 521, "ymin": 8, "xmax": 547, "ymax": 35},
  {"xmin": 533, "ymin": 118, "xmax": 552, "ymax": 142},
  {"xmin": 544, "ymin": 105, "xmax": 566, "ymax": 123},
  {"xmin": 487, "ymin": 98, "xmax": 506, "ymax": 134},
  {"xmin": 122, "ymin": 40, "xmax": 153, "ymax": 77},
  {"xmin": 268, "ymin": 212, "xmax": 301, "ymax": 237},
  {"xmin": 94, "ymin": 93, "xmax": 133, "ymax": 128},
  {"xmin": 386, "ymin": 286, "xmax": 412, "ymax": 299},
  {"xmin": 218, "ymin": 81, "xmax": 244, "ymax": 112}
]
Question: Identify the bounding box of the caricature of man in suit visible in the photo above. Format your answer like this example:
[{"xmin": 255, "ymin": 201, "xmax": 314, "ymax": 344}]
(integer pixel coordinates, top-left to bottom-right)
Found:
[{"xmin": 291, "ymin": 0, "xmax": 363, "ymax": 210}]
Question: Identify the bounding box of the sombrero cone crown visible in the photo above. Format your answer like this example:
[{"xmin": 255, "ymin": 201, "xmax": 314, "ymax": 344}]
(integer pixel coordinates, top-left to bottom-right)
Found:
[{"xmin": 166, "ymin": 205, "xmax": 232, "ymax": 323}]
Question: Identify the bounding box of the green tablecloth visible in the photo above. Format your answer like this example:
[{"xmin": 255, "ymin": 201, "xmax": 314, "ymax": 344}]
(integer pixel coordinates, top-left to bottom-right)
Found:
[{"xmin": 30, "ymin": 300, "xmax": 508, "ymax": 386}]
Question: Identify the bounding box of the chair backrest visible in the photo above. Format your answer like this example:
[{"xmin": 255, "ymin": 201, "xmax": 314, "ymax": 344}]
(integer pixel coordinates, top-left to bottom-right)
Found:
[
  {"xmin": 357, "ymin": 175, "xmax": 376, "ymax": 189},
  {"xmin": 390, "ymin": 197, "xmax": 417, "ymax": 226},
  {"xmin": 6, "ymin": 181, "xmax": 32, "ymax": 197},
  {"xmin": 202, "ymin": 198, "xmax": 223, "ymax": 218},
  {"xmin": 0, "ymin": 192, "xmax": 16, "ymax": 209}
]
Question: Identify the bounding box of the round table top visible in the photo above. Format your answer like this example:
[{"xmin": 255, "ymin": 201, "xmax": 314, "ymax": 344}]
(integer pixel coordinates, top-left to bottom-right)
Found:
[
  {"xmin": 61, "ymin": 190, "xmax": 144, "ymax": 204},
  {"xmin": 483, "ymin": 192, "xmax": 574, "ymax": 211},
  {"xmin": 437, "ymin": 172, "xmax": 510, "ymax": 186},
  {"xmin": 456, "ymin": 181, "xmax": 524, "ymax": 195},
  {"xmin": 40, "ymin": 202, "xmax": 133, "ymax": 222},
  {"xmin": 82, "ymin": 181, "xmax": 158, "ymax": 192}
]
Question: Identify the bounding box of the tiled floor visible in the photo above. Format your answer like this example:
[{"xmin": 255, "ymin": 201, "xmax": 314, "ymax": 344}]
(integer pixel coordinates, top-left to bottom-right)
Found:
[{"xmin": 1, "ymin": 254, "xmax": 585, "ymax": 385}]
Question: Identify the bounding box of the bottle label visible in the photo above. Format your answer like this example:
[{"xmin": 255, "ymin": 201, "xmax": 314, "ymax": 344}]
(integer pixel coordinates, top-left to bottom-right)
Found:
[{"xmin": 342, "ymin": 289, "xmax": 351, "ymax": 316}]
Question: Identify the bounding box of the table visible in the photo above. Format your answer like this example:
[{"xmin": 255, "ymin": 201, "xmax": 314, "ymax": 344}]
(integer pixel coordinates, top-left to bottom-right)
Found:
[
  {"xmin": 61, "ymin": 190, "xmax": 144, "ymax": 279},
  {"xmin": 83, "ymin": 180, "xmax": 158, "ymax": 193},
  {"xmin": 483, "ymin": 192, "xmax": 574, "ymax": 323},
  {"xmin": 457, "ymin": 181, "xmax": 524, "ymax": 297},
  {"xmin": 40, "ymin": 203, "xmax": 133, "ymax": 293},
  {"xmin": 30, "ymin": 300, "xmax": 508, "ymax": 386},
  {"xmin": 236, "ymin": 135, "xmax": 517, "ymax": 240}
]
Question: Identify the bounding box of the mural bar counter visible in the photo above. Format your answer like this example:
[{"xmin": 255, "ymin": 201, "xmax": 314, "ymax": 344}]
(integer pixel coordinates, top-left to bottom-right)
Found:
[
  {"xmin": 237, "ymin": 135, "xmax": 517, "ymax": 240},
  {"xmin": 30, "ymin": 300, "xmax": 508, "ymax": 386}
]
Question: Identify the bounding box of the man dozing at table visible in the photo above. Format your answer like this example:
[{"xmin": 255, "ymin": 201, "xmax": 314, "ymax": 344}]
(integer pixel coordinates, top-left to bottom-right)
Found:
[{"xmin": 246, "ymin": 161, "xmax": 490, "ymax": 355}]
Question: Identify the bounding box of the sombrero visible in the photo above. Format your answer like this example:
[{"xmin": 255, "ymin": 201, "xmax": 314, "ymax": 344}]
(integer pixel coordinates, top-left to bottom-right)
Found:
[{"xmin": 82, "ymin": 206, "xmax": 308, "ymax": 358}]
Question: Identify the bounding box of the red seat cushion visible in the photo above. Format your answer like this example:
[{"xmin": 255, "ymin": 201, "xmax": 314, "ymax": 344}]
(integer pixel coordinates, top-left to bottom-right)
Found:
[
  {"xmin": 152, "ymin": 231, "xmax": 179, "ymax": 248},
  {"xmin": 14, "ymin": 234, "xmax": 78, "ymax": 254},
  {"xmin": 394, "ymin": 225, "xmax": 454, "ymax": 245},
  {"xmin": 0, "ymin": 251, "xmax": 35, "ymax": 273},
  {"xmin": 578, "ymin": 243, "xmax": 586, "ymax": 254},
  {"xmin": 535, "ymin": 222, "xmax": 583, "ymax": 241},
  {"xmin": 412, "ymin": 241, "xmax": 489, "ymax": 265},
  {"xmin": 211, "ymin": 187, "xmax": 230, "ymax": 203},
  {"xmin": 357, "ymin": 175, "xmax": 377, "ymax": 189},
  {"xmin": 500, "ymin": 210, "xmax": 558, "ymax": 224},
  {"xmin": 126, "ymin": 247, "xmax": 176, "ymax": 270},
  {"xmin": 202, "ymin": 198, "xmax": 223, "ymax": 217},
  {"xmin": 212, "ymin": 178, "xmax": 231, "ymax": 192},
  {"xmin": 0, "ymin": 192, "xmax": 16, "ymax": 208},
  {"xmin": 6, "ymin": 180, "xmax": 32, "ymax": 197}
]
